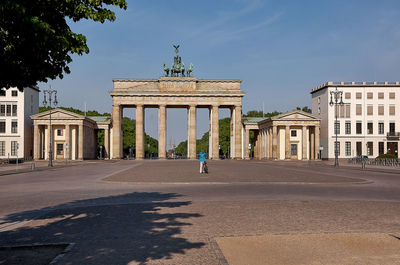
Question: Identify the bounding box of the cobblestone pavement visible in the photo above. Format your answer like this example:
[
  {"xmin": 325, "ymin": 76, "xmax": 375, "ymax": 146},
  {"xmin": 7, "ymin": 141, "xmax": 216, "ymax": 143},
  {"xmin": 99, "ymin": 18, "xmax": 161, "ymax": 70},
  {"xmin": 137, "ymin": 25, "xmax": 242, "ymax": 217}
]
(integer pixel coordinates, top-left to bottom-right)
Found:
[{"xmin": 0, "ymin": 160, "xmax": 399, "ymax": 264}]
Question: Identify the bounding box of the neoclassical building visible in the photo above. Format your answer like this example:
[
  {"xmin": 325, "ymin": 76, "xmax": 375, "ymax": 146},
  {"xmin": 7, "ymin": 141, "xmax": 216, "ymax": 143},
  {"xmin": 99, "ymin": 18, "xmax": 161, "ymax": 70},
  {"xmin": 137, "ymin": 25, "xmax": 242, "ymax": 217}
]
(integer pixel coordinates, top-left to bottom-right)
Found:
[
  {"xmin": 242, "ymin": 110, "xmax": 321, "ymax": 160},
  {"xmin": 109, "ymin": 77, "xmax": 245, "ymax": 160},
  {"xmin": 31, "ymin": 108, "xmax": 111, "ymax": 160}
]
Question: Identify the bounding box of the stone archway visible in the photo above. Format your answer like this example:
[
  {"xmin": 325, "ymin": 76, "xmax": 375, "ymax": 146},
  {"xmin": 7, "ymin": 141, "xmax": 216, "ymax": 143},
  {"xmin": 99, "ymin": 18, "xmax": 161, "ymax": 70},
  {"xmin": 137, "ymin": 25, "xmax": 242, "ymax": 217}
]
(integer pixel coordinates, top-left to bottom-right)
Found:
[{"xmin": 109, "ymin": 77, "xmax": 245, "ymax": 160}]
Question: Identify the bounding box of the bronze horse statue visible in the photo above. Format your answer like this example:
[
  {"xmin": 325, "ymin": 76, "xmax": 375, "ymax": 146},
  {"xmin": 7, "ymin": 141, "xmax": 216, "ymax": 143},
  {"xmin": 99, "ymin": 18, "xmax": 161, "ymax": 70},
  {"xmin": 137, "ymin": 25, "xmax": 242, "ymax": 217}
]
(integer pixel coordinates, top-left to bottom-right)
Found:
[{"xmin": 163, "ymin": 63, "xmax": 169, "ymax": 76}]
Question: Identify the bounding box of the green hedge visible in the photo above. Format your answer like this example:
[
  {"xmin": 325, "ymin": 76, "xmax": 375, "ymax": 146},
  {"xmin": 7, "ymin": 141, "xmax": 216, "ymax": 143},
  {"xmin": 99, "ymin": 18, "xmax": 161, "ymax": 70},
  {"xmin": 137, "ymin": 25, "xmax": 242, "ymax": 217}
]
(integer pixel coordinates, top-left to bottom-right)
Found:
[{"xmin": 377, "ymin": 153, "xmax": 398, "ymax": 159}]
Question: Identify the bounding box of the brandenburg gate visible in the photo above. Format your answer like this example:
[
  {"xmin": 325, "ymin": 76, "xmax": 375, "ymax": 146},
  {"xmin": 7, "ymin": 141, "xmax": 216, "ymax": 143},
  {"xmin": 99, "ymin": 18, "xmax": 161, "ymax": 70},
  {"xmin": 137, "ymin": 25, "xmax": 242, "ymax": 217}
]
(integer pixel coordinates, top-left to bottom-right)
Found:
[{"xmin": 109, "ymin": 46, "xmax": 245, "ymax": 160}]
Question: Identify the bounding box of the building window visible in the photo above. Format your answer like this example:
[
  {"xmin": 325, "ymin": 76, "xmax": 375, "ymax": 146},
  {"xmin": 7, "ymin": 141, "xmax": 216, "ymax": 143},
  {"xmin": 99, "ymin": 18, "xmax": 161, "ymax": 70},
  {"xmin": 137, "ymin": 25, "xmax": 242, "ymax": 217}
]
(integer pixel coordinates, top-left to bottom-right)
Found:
[
  {"xmin": 6, "ymin": 104, "xmax": 11, "ymax": 116},
  {"xmin": 345, "ymin": 121, "xmax": 351, "ymax": 134},
  {"xmin": 389, "ymin": 122, "xmax": 395, "ymax": 133},
  {"xmin": 0, "ymin": 104, "xmax": 4, "ymax": 116},
  {"xmin": 11, "ymin": 141, "xmax": 18, "ymax": 156},
  {"xmin": 367, "ymin": 122, "xmax": 373, "ymax": 135},
  {"xmin": 11, "ymin": 120, "xmax": 17, "ymax": 133},
  {"xmin": 356, "ymin": 92, "xmax": 362, "ymax": 99},
  {"xmin": 57, "ymin": 143, "xmax": 64, "ymax": 155},
  {"xmin": 345, "ymin": 142, "xmax": 351, "ymax": 156},
  {"xmin": 0, "ymin": 90, "xmax": 5, "ymax": 96},
  {"xmin": 345, "ymin": 104, "xmax": 350, "ymax": 118},
  {"xmin": 378, "ymin": 105, "xmax": 384, "ymax": 115},
  {"xmin": 389, "ymin": 92, "xmax": 395, "ymax": 99},
  {"xmin": 335, "ymin": 141, "xmax": 340, "ymax": 156},
  {"xmin": 0, "ymin": 141, "xmax": 4, "ymax": 156},
  {"xmin": 367, "ymin": 92, "xmax": 373, "ymax": 99},
  {"xmin": 356, "ymin": 104, "xmax": 362, "ymax": 115},
  {"xmin": 57, "ymin": 129, "xmax": 63, "ymax": 136},
  {"xmin": 345, "ymin": 92, "xmax": 351, "ymax": 99},
  {"xmin": 356, "ymin": 121, "xmax": 362, "ymax": 134},
  {"xmin": 0, "ymin": 121, "xmax": 5, "ymax": 133},
  {"xmin": 389, "ymin": 105, "xmax": 395, "ymax": 116},
  {"xmin": 11, "ymin": 91, "xmax": 18, "ymax": 97},
  {"xmin": 367, "ymin": 142, "xmax": 373, "ymax": 156},
  {"xmin": 378, "ymin": 122, "xmax": 384, "ymax": 134},
  {"xmin": 379, "ymin": 142, "xmax": 384, "ymax": 155},
  {"xmin": 12, "ymin": 104, "xmax": 17, "ymax": 116},
  {"xmin": 367, "ymin": 105, "xmax": 373, "ymax": 115},
  {"xmin": 378, "ymin": 92, "xmax": 384, "ymax": 99},
  {"xmin": 334, "ymin": 121, "xmax": 340, "ymax": 134},
  {"xmin": 291, "ymin": 144, "xmax": 297, "ymax": 156}
]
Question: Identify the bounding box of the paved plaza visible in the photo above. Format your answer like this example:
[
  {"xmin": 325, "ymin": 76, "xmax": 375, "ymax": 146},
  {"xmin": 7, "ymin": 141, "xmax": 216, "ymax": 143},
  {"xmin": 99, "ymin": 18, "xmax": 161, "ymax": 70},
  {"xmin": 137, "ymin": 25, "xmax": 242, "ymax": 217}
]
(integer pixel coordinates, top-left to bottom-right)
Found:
[{"xmin": 0, "ymin": 160, "xmax": 400, "ymax": 264}]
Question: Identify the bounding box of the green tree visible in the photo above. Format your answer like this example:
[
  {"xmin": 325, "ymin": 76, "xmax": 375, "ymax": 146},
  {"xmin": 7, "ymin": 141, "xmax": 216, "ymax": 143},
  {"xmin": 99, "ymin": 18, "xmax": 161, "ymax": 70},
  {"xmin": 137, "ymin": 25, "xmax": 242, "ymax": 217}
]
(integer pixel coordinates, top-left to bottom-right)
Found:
[{"xmin": 0, "ymin": 0, "xmax": 127, "ymax": 90}]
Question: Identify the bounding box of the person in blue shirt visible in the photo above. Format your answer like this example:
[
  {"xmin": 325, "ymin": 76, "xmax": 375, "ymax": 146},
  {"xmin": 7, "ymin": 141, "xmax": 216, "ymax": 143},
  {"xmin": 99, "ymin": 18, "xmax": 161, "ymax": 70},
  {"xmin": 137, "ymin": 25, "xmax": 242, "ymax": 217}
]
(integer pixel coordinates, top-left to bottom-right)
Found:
[{"xmin": 198, "ymin": 150, "xmax": 207, "ymax": 173}]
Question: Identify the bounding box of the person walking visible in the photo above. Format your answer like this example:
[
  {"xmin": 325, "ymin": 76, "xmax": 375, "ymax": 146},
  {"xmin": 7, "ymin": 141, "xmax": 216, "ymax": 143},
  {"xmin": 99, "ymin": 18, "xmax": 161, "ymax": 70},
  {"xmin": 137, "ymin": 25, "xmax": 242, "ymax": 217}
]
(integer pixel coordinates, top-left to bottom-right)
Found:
[{"xmin": 198, "ymin": 150, "xmax": 207, "ymax": 174}]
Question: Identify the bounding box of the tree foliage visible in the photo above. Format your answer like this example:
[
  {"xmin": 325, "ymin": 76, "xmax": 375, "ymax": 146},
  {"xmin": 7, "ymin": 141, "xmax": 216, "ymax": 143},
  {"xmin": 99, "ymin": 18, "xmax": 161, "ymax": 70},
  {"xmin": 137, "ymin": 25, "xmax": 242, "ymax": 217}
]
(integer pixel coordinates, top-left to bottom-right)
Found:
[{"xmin": 0, "ymin": 0, "xmax": 127, "ymax": 90}]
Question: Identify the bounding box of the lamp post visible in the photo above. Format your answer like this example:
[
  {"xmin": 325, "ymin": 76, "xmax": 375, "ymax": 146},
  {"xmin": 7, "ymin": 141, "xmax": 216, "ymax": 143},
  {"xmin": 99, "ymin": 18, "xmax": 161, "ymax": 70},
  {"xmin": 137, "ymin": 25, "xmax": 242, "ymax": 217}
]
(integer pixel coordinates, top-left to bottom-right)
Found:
[
  {"xmin": 329, "ymin": 87, "xmax": 344, "ymax": 167},
  {"xmin": 42, "ymin": 86, "xmax": 58, "ymax": 167}
]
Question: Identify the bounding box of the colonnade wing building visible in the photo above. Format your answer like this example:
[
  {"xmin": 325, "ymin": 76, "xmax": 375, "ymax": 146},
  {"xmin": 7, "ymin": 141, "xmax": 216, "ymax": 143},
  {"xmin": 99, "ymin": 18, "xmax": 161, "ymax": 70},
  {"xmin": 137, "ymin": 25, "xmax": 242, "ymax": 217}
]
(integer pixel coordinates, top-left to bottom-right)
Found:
[
  {"xmin": 311, "ymin": 81, "xmax": 400, "ymax": 159},
  {"xmin": 242, "ymin": 110, "xmax": 321, "ymax": 160},
  {"xmin": 109, "ymin": 77, "xmax": 245, "ymax": 160}
]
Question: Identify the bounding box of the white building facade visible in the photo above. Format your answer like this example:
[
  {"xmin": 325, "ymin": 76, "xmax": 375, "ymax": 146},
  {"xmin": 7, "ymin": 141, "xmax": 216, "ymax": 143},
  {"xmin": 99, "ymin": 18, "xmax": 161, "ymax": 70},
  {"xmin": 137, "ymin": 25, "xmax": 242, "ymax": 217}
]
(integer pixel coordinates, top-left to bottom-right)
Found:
[
  {"xmin": 311, "ymin": 82, "xmax": 400, "ymax": 159},
  {"xmin": 0, "ymin": 87, "xmax": 39, "ymax": 160}
]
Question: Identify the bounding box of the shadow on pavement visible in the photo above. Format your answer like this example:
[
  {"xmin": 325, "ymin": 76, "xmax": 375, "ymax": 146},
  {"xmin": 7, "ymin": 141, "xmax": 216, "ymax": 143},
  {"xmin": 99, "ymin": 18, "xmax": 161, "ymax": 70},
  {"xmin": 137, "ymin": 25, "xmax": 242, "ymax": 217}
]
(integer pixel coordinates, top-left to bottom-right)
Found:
[{"xmin": 0, "ymin": 192, "xmax": 204, "ymax": 264}]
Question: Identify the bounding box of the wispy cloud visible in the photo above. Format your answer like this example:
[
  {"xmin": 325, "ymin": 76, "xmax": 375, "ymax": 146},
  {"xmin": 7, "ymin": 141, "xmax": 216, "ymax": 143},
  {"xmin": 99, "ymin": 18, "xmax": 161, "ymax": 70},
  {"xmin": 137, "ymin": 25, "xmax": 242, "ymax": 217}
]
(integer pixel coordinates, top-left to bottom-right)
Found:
[{"xmin": 186, "ymin": 0, "xmax": 282, "ymax": 45}]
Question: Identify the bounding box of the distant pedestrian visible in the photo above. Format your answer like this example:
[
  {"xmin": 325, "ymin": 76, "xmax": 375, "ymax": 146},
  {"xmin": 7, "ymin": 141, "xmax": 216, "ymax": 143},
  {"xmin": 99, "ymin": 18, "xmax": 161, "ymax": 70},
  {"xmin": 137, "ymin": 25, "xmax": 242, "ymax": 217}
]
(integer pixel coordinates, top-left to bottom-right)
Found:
[{"xmin": 198, "ymin": 150, "xmax": 207, "ymax": 173}]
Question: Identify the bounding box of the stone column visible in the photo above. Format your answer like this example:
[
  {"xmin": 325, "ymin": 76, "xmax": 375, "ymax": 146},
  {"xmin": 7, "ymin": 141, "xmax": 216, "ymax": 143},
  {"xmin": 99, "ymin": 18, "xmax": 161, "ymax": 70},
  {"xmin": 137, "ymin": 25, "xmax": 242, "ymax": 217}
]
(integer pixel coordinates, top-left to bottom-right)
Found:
[
  {"xmin": 234, "ymin": 105, "xmax": 242, "ymax": 159},
  {"xmin": 285, "ymin": 125, "xmax": 290, "ymax": 159},
  {"xmin": 33, "ymin": 124, "xmax": 39, "ymax": 160},
  {"xmin": 209, "ymin": 107, "xmax": 213, "ymax": 159},
  {"xmin": 272, "ymin": 125, "xmax": 277, "ymax": 160},
  {"xmin": 136, "ymin": 104, "xmax": 144, "ymax": 160},
  {"xmin": 266, "ymin": 128, "xmax": 269, "ymax": 159},
  {"xmin": 104, "ymin": 128, "xmax": 110, "ymax": 159},
  {"xmin": 112, "ymin": 104, "xmax": 122, "ymax": 159},
  {"xmin": 261, "ymin": 130, "xmax": 265, "ymax": 159},
  {"xmin": 158, "ymin": 105, "xmax": 166, "ymax": 159},
  {"xmin": 302, "ymin": 125, "xmax": 307, "ymax": 160},
  {"xmin": 212, "ymin": 105, "xmax": 219, "ymax": 159},
  {"xmin": 65, "ymin": 124, "xmax": 70, "ymax": 160},
  {"xmin": 188, "ymin": 105, "xmax": 197, "ymax": 159},
  {"xmin": 245, "ymin": 128, "xmax": 250, "ymax": 159},
  {"xmin": 230, "ymin": 107, "xmax": 234, "ymax": 158},
  {"xmin": 78, "ymin": 124, "xmax": 83, "ymax": 160},
  {"xmin": 315, "ymin": 125, "xmax": 320, "ymax": 160},
  {"xmin": 310, "ymin": 127, "xmax": 315, "ymax": 160}
]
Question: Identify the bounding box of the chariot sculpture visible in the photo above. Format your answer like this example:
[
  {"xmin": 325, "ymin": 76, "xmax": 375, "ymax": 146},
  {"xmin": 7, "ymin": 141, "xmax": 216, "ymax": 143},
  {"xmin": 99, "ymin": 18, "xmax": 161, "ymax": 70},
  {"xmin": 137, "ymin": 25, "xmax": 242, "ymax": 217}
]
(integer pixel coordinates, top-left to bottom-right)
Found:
[{"xmin": 163, "ymin": 45, "xmax": 193, "ymax": 77}]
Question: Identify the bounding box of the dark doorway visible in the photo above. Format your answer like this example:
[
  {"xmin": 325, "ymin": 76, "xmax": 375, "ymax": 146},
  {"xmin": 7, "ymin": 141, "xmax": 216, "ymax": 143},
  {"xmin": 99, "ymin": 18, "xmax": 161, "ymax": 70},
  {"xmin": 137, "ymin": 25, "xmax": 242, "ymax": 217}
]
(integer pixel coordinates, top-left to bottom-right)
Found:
[{"xmin": 387, "ymin": 142, "xmax": 398, "ymax": 157}]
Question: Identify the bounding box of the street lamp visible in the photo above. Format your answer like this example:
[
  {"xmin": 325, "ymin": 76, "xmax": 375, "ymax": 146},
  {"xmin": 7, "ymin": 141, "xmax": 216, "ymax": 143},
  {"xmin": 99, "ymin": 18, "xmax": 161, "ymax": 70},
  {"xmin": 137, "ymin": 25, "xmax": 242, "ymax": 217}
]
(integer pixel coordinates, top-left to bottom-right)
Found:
[
  {"xmin": 329, "ymin": 87, "xmax": 344, "ymax": 167},
  {"xmin": 42, "ymin": 86, "xmax": 58, "ymax": 167}
]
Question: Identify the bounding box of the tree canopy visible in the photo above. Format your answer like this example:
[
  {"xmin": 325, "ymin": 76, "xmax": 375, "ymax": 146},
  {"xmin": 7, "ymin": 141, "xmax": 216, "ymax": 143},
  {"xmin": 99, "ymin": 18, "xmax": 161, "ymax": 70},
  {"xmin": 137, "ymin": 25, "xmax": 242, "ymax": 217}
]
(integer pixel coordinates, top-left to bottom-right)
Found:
[{"xmin": 0, "ymin": 0, "xmax": 127, "ymax": 90}]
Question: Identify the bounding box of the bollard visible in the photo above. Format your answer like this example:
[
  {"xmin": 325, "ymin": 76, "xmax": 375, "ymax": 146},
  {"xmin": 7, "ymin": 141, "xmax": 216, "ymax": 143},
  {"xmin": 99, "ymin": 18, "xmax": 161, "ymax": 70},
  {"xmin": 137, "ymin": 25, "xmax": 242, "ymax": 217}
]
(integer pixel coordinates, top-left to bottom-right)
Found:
[{"xmin": 31, "ymin": 162, "xmax": 35, "ymax": 170}]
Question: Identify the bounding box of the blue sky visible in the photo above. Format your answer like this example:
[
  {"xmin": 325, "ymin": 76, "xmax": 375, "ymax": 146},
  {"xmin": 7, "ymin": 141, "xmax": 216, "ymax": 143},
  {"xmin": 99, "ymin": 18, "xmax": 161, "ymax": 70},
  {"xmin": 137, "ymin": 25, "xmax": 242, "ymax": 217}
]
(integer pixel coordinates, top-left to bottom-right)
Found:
[{"xmin": 38, "ymin": 0, "xmax": 400, "ymax": 143}]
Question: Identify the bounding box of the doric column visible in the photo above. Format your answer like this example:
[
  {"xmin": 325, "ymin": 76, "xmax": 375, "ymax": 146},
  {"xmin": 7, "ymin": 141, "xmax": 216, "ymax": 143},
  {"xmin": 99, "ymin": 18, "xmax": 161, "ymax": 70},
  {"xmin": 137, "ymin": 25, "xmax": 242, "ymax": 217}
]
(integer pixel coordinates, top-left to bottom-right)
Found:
[
  {"xmin": 212, "ymin": 105, "xmax": 219, "ymax": 159},
  {"xmin": 272, "ymin": 125, "xmax": 278, "ymax": 160},
  {"xmin": 33, "ymin": 124, "xmax": 39, "ymax": 160},
  {"xmin": 265, "ymin": 128, "xmax": 271, "ymax": 159},
  {"xmin": 78, "ymin": 124, "xmax": 83, "ymax": 160},
  {"xmin": 188, "ymin": 105, "xmax": 197, "ymax": 159},
  {"xmin": 261, "ymin": 130, "xmax": 265, "ymax": 159},
  {"xmin": 209, "ymin": 107, "xmax": 213, "ymax": 159},
  {"xmin": 310, "ymin": 127, "xmax": 315, "ymax": 160},
  {"xmin": 230, "ymin": 107, "xmax": 234, "ymax": 158},
  {"xmin": 65, "ymin": 124, "xmax": 70, "ymax": 160},
  {"xmin": 302, "ymin": 125, "xmax": 307, "ymax": 160},
  {"xmin": 158, "ymin": 105, "xmax": 166, "ymax": 159},
  {"xmin": 112, "ymin": 104, "xmax": 122, "ymax": 159},
  {"xmin": 245, "ymin": 128, "xmax": 250, "ymax": 159},
  {"xmin": 285, "ymin": 125, "xmax": 290, "ymax": 159},
  {"xmin": 234, "ymin": 105, "xmax": 242, "ymax": 159},
  {"xmin": 104, "ymin": 128, "xmax": 110, "ymax": 159},
  {"xmin": 315, "ymin": 125, "xmax": 320, "ymax": 160},
  {"xmin": 136, "ymin": 104, "xmax": 144, "ymax": 159}
]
